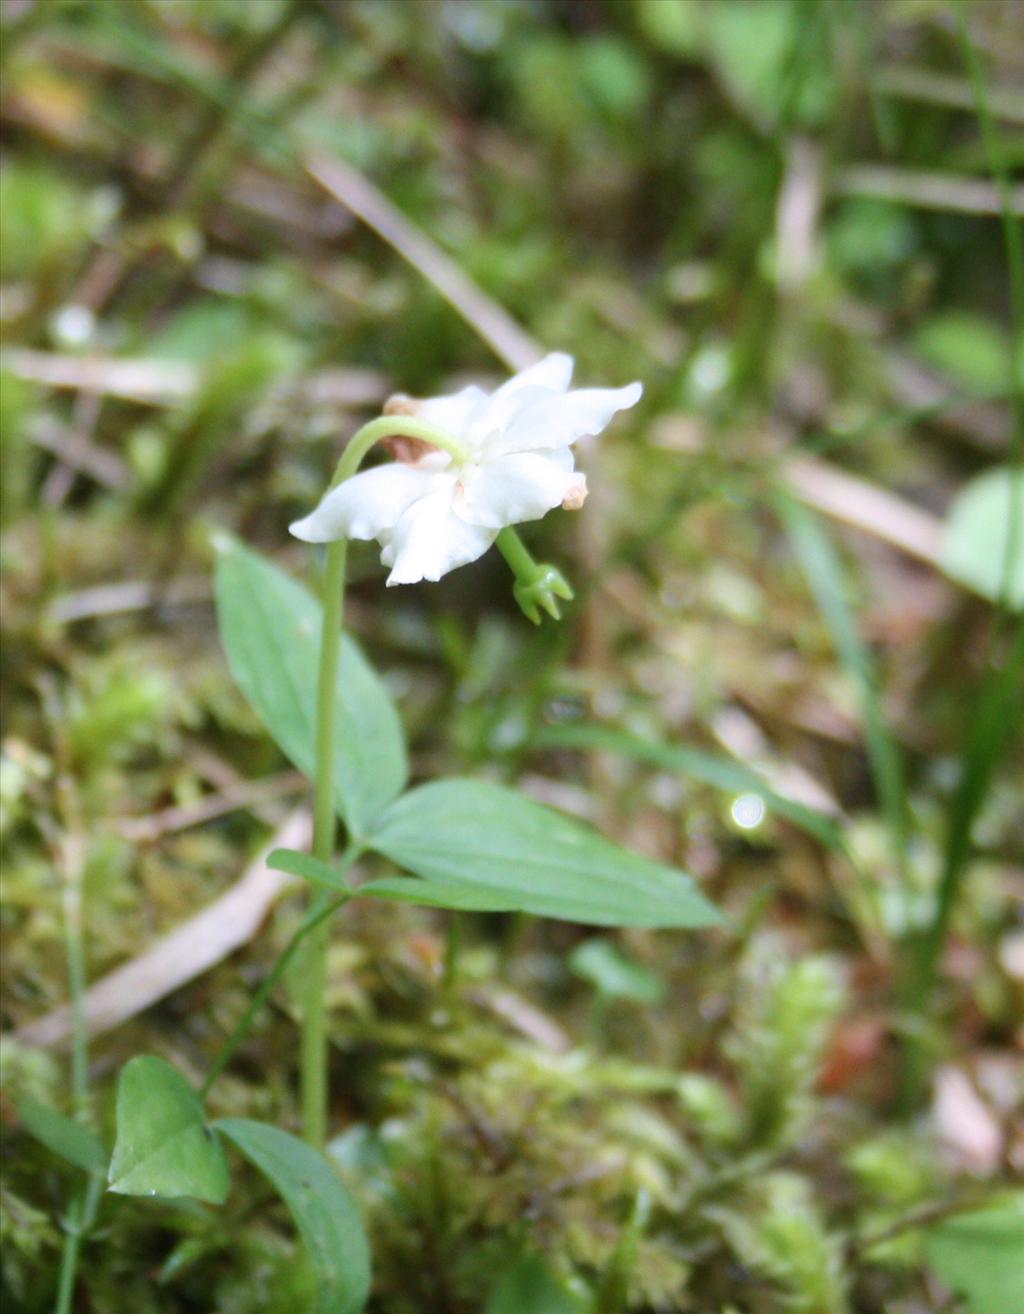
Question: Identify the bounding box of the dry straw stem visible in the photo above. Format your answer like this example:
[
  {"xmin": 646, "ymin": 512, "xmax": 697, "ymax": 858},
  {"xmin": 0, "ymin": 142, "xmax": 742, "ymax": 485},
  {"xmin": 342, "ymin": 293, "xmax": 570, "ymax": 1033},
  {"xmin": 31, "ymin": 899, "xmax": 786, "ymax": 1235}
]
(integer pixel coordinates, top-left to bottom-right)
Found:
[
  {"xmin": 3, "ymin": 348, "xmax": 389, "ymax": 410},
  {"xmin": 787, "ymin": 455, "xmax": 943, "ymax": 569},
  {"xmin": 874, "ymin": 64, "xmax": 1024, "ymax": 123},
  {"xmin": 835, "ymin": 164, "xmax": 1024, "ymax": 216},
  {"xmin": 305, "ymin": 152, "xmax": 541, "ymax": 374}
]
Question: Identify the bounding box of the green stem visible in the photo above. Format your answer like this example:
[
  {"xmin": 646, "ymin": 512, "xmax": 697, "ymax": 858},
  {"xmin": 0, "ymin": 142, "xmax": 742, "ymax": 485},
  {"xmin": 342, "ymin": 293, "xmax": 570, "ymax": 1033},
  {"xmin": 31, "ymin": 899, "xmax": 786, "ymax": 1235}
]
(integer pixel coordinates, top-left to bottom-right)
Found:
[
  {"xmin": 296, "ymin": 415, "xmax": 474, "ymax": 1143},
  {"xmin": 301, "ymin": 539, "xmax": 348, "ymax": 1148},
  {"xmin": 331, "ymin": 416, "xmax": 471, "ymax": 488},
  {"xmin": 495, "ymin": 526, "xmax": 539, "ymax": 579},
  {"xmin": 53, "ymin": 1175, "xmax": 102, "ymax": 1314},
  {"xmin": 53, "ymin": 780, "xmax": 93, "ymax": 1314},
  {"xmin": 54, "ymin": 1199, "xmax": 85, "ymax": 1314},
  {"xmin": 296, "ymin": 412, "xmax": 469, "ymax": 1145},
  {"xmin": 202, "ymin": 876, "xmax": 355, "ymax": 1101},
  {"xmin": 442, "ymin": 912, "xmax": 462, "ymax": 997},
  {"xmin": 63, "ymin": 863, "xmax": 89, "ymax": 1124}
]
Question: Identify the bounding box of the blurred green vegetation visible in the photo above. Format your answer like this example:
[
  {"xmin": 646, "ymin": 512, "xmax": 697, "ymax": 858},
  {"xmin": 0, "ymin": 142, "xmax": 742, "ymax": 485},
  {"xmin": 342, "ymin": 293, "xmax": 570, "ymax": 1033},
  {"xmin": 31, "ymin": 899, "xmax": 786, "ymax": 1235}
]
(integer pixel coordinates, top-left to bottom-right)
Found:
[{"xmin": 1, "ymin": 1, "xmax": 1021, "ymax": 1311}]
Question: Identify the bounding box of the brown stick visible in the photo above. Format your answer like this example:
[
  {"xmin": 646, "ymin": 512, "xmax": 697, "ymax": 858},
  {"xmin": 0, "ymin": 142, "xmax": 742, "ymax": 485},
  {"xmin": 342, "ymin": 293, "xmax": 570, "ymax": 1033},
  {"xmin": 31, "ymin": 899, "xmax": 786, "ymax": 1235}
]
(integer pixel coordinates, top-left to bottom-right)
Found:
[
  {"xmin": 787, "ymin": 454, "xmax": 944, "ymax": 569},
  {"xmin": 305, "ymin": 152, "xmax": 542, "ymax": 373}
]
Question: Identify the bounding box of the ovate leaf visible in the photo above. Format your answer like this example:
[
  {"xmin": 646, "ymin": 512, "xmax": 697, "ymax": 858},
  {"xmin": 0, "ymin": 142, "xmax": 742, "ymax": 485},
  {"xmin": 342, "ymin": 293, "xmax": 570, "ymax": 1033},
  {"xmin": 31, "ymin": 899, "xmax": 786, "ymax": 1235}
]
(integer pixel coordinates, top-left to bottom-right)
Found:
[
  {"xmin": 215, "ymin": 1119, "xmax": 371, "ymax": 1314},
  {"xmin": 941, "ymin": 466, "xmax": 1024, "ymax": 609},
  {"xmin": 366, "ymin": 779, "xmax": 720, "ymax": 928},
  {"xmin": 924, "ymin": 1195, "xmax": 1024, "ymax": 1314},
  {"xmin": 18, "ymin": 1096, "xmax": 107, "ymax": 1174},
  {"xmin": 108, "ymin": 1057, "xmax": 230, "ymax": 1203},
  {"xmin": 215, "ymin": 539, "xmax": 407, "ymax": 839}
]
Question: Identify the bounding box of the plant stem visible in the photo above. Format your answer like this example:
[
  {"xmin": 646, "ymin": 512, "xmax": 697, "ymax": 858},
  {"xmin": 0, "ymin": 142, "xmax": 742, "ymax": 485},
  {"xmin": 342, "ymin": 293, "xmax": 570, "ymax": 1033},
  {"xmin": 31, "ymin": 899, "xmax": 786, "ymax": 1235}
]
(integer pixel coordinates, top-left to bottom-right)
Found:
[
  {"xmin": 202, "ymin": 878, "xmax": 354, "ymax": 1101},
  {"xmin": 53, "ymin": 1205, "xmax": 83, "ymax": 1314},
  {"xmin": 54, "ymin": 1175, "xmax": 102, "ymax": 1314},
  {"xmin": 495, "ymin": 526, "xmax": 539, "ymax": 579},
  {"xmin": 302, "ymin": 538, "xmax": 348, "ymax": 1148},
  {"xmin": 49, "ymin": 762, "xmax": 95, "ymax": 1314},
  {"xmin": 442, "ymin": 912, "xmax": 462, "ymax": 997},
  {"xmin": 297, "ymin": 412, "xmax": 471, "ymax": 1145},
  {"xmin": 63, "ymin": 850, "xmax": 89, "ymax": 1124},
  {"xmin": 331, "ymin": 415, "xmax": 471, "ymax": 486}
]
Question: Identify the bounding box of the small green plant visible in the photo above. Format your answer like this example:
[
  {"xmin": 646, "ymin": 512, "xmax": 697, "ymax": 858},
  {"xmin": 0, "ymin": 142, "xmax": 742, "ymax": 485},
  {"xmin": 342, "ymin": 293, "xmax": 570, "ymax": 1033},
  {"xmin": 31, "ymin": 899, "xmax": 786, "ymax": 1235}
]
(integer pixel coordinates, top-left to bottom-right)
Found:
[{"xmin": 19, "ymin": 355, "xmax": 721, "ymax": 1310}]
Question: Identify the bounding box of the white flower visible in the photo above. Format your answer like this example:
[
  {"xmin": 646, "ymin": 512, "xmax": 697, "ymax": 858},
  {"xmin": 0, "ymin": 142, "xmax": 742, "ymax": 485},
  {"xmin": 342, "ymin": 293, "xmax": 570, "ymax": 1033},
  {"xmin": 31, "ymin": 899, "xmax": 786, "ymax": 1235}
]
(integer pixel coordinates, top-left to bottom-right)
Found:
[{"xmin": 289, "ymin": 353, "xmax": 642, "ymax": 585}]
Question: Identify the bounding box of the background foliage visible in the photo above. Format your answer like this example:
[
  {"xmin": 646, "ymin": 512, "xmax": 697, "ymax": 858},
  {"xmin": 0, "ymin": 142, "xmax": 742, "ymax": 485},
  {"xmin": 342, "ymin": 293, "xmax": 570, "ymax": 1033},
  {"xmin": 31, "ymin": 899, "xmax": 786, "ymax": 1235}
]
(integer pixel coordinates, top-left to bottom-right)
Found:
[{"xmin": 1, "ymin": 1, "xmax": 1021, "ymax": 1311}]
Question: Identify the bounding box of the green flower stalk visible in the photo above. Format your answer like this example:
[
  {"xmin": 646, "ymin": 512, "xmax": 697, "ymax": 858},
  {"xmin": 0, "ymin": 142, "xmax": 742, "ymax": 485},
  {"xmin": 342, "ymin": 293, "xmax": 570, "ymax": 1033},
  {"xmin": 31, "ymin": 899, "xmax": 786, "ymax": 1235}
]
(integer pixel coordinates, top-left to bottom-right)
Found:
[{"xmin": 295, "ymin": 354, "xmax": 642, "ymax": 1143}]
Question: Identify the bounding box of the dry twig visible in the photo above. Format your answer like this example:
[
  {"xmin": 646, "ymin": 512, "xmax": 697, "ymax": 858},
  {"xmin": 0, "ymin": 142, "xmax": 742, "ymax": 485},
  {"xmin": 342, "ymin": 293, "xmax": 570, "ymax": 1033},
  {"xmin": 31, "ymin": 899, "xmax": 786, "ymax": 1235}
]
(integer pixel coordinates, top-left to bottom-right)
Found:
[
  {"xmin": 835, "ymin": 164, "xmax": 1024, "ymax": 216},
  {"xmin": 305, "ymin": 152, "xmax": 541, "ymax": 373}
]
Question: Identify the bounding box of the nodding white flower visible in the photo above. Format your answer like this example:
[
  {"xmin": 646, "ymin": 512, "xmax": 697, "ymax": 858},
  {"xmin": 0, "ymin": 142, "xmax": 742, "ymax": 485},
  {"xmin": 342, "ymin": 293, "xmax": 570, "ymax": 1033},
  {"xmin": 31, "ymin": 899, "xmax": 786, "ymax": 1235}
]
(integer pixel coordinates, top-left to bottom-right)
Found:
[{"xmin": 289, "ymin": 353, "xmax": 642, "ymax": 585}]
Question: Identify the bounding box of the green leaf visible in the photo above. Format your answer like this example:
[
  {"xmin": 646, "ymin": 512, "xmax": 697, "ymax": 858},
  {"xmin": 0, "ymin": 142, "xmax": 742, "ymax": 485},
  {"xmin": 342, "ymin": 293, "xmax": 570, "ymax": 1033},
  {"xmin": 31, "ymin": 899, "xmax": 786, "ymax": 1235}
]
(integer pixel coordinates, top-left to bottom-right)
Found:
[
  {"xmin": 215, "ymin": 1119, "xmax": 371, "ymax": 1314},
  {"xmin": 913, "ymin": 311, "xmax": 1017, "ymax": 397},
  {"xmin": 485, "ymin": 1254, "xmax": 584, "ymax": 1314},
  {"xmin": 18, "ymin": 1097, "xmax": 107, "ymax": 1174},
  {"xmin": 924, "ymin": 1196, "xmax": 1024, "ymax": 1314},
  {"xmin": 108, "ymin": 1057, "xmax": 230, "ymax": 1203},
  {"xmin": 358, "ymin": 875, "xmax": 519, "ymax": 912},
  {"xmin": 267, "ymin": 847, "xmax": 354, "ymax": 890},
  {"xmin": 366, "ymin": 779, "xmax": 721, "ymax": 929},
  {"xmin": 778, "ymin": 495, "xmax": 909, "ymax": 878},
  {"xmin": 569, "ymin": 939, "xmax": 665, "ymax": 1004},
  {"xmin": 533, "ymin": 722, "xmax": 845, "ymax": 853},
  {"xmin": 941, "ymin": 466, "xmax": 1024, "ymax": 609},
  {"xmin": 636, "ymin": 0, "xmax": 701, "ymax": 59},
  {"xmin": 706, "ymin": 0, "xmax": 834, "ymax": 128},
  {"xmin": 215, "ymin": 539, "xmax": 407, "ymax": 839}
]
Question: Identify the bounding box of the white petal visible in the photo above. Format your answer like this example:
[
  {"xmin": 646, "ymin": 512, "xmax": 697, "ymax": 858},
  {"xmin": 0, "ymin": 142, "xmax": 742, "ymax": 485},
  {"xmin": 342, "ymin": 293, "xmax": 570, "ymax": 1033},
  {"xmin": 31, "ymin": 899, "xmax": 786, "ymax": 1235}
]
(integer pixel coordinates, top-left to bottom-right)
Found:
[
  {"xmin": 455, "ymin": 451, "xmax": 583, "ymax": 530},
  {"xmin": 492, "ymin": 353, "xmax": 574, "ymax": 399},
  {"xmin": 488, "ymin": 381, "xmax": 642, "ymax": 457},
  {"xmin": 289, "ymin": 464, "xmax": 441, "ymax": 543},
  {"xmin": 417, "ymin": 385, "xmax": 489, "ymax": 438},
  {"xmin": 382, "ymin": 487, "xmax": 497, "ymax": 585},
  {"xmin": 471, "ymin": 354, "xmax": 575, "ymax": 439}
]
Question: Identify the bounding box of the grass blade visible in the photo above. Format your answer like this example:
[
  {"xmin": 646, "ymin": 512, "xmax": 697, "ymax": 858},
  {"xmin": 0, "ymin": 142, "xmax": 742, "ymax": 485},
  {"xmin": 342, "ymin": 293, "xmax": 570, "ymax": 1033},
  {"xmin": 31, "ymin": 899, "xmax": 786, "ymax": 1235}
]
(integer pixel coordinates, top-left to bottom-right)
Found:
[{"xmin": 777, "ymin": 494, "xmax": 910, "ymax": 885}]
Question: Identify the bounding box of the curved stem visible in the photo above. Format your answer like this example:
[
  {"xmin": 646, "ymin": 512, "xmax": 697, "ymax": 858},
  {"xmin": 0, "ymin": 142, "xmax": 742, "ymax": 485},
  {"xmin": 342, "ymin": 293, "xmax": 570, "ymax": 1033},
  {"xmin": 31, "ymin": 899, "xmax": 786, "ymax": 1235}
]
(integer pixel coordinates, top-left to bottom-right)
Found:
[
  {"xmin": 330, "ymin": 416, "xmax": 471, "ymax": 489},
  {"xmin": 495, "ymin": 526, "xmax": 540, "ymax": 580}
]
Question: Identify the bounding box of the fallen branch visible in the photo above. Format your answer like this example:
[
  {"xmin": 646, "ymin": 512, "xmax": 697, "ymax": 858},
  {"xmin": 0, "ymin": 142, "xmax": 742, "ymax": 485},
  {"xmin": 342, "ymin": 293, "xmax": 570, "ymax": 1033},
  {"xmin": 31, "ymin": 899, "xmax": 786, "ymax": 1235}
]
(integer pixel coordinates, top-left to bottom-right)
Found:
[
  {"xmin": 47, "ymin": 577, "xmax": 212, "ymax": 624},
  {"xmin": 835, "ymin": 164, "xmax": 1024, "ymax": 216},
  {"xmin": 787, "ymin": 454, "xmax": 944, "ymax": 570},
  {"xmin": 2, "ymin": 348, "xmax": 198, "ymax": 404},
  {"xmin": 305, "ymin": 152, "xmax": 541, "ymax": 373},
  {"xmin": 2, "ymin": 348, "xmax": 389, "ymax": 411}
]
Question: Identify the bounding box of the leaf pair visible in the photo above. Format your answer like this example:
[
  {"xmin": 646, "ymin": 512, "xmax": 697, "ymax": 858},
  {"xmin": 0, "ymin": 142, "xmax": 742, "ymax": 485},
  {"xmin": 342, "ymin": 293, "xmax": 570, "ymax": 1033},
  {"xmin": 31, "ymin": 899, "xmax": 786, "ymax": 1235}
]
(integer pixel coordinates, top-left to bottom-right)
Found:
[
  {"xmin": 108, "ymin": 1057, "xmax": 370, "ymax": 1314},
  {"xmin": 217, "ymin": 542, "xmax": 720, "ymax": 930}
]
